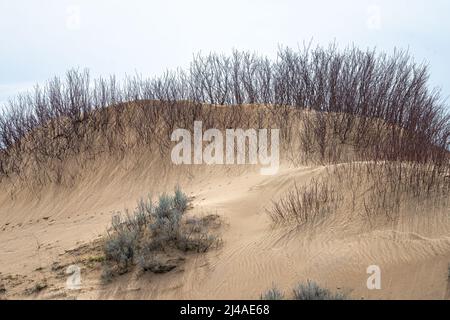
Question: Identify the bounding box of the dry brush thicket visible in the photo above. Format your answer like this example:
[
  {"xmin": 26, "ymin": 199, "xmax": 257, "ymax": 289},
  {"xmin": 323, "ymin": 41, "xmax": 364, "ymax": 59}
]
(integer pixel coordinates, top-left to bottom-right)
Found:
[
  {"xmin": 0, "ymin": 44, "xmax": 449, "ymax": 187},
  {"xmin": 269, "ymin": 161, "xmax": 449, "ymax": 226}
]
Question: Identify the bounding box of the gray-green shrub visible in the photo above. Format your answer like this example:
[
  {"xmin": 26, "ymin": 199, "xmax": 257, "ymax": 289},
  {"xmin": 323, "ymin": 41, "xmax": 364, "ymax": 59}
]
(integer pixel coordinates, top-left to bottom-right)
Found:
[
  {"xmin": 104, "ymin": 228, "xmax": 138, "ymax": 271},
  {"xmin": 293, "ymin": 280, "xmax": 346, "ymax": 300},
  {"xmin": 103, "ymin": 187, "xmax": 219, "ymax": 277},
  {"xmin": 260, "ymin": 287, "xmax": 285, "ymax": 300}
]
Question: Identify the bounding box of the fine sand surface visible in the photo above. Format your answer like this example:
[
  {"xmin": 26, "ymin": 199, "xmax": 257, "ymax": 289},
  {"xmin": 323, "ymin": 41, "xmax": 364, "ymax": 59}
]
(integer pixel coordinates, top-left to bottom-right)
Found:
[{"xmin": 0, "ymin": 155, "xmax": 449, "ymax": 300}]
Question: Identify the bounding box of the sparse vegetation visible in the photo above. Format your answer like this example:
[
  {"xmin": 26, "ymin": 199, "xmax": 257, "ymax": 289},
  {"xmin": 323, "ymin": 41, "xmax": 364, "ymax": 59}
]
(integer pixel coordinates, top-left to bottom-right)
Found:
[
  {"xmin": 101, "ymin": 266, "xmax": 114, "ymax": 284},
  {"xmin": 268, "ymin": 161, "xmax": 449, "ymax": 227},
  {"xmin": 104, "ymin": 227, "xmax": 138, "ymax": 272},
  {"xmin": 0, "ymin": 283, "xmax": 6, "ymax": 295},
  {"xmin": 260, "ymin": 286, "xmax": 285, "ymax": 300},
  {"xmin": 293, "ymin": 280, "xmax": 347, "ymax": 300},
  {"xmin": 103, "ymin": 187, "xmax": 220, "ymax": 279},
  {"xmin": 0, "ymin": 45, "xmax": 447, "ymax": 187},
  {"xmin": 86, "ymin": 255, "xmax": 105, "ymax": 265},
  {"xmin": 268, "ymin": 178, "xmax": 342, "ymax": 225},
  {"xmin": 25, "ymin": 281, "xmax": 47, "ymax": 295},
  {"xmin": 261, "ymin": 281, "xmax": 346, "ymax": 300},
  {"xmin": 0, "ymin": 44, "xmax": 448, "ymax": 298}
]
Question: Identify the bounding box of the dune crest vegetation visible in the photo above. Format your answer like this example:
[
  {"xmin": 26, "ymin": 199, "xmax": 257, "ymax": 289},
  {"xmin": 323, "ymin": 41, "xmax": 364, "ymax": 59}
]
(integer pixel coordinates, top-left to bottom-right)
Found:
[{"xmin": 0, "ymin": 45, "xmax": 448, "ymax": 187}]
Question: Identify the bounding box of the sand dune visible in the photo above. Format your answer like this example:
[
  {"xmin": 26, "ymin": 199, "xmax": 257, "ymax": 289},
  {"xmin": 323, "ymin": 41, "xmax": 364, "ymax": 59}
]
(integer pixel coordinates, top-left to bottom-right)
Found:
[
  {"xmin": 0, "ymin": 154, "xmax": 449, "ymax": 300},
  {"xmin": 1, "ymin": 44, "xmax": 449, "ymax": 301}
]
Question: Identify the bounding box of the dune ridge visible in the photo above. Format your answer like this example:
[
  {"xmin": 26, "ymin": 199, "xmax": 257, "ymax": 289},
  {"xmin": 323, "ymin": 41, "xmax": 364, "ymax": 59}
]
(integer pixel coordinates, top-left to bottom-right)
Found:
[{"xmin": 0, "ymin": 46, "xmax": 449, "ymax": 300}]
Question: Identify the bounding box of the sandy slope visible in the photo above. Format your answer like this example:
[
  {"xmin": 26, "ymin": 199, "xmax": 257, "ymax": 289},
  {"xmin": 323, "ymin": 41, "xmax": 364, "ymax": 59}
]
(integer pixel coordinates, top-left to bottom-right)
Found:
[{"xmin": 0, "ymin": 156, "xmax": 449, "ymax": 300}]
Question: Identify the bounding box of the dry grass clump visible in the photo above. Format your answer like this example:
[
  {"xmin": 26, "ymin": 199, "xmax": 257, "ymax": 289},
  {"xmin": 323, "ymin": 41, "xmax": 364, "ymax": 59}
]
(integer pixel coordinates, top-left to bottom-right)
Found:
[{"xmin": 102, "ymin": 187, "xmax": 220, "ymax": 279}]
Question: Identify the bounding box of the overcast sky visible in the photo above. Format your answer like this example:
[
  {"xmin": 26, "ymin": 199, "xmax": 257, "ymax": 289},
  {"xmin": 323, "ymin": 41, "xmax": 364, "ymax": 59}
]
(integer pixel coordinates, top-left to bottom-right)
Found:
[{"xmin": 1, "ymin": 0, "xmax": 449, "ymax": 106}]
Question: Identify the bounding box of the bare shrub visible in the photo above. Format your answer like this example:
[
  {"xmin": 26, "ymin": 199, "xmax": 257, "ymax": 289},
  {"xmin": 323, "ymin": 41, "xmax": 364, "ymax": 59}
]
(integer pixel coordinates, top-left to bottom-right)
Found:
[
  {"xmin": 268, "ymin": 178, "xmax": 342, "ymax": 225},
  {"xmin": 269, "ymin": 161, "xmax": 449, "ymax": 226},
  {"xmin": 0, "ymin": 44, "xmax": 448, "ymax": 186},
  {"xmin": 338, "ymin": 162, "xmax": 450, "ymax": 224}
]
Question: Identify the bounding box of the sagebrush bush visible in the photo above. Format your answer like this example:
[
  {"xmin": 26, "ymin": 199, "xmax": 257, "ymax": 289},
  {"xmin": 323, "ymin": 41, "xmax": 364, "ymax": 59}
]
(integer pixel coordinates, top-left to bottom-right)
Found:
[
  {"xmin": 260, "ymin": 287, "xmax": 285, "ymax": 300},
  {"xmin": 174, "ymin": 186, "xmax": 188, "ymax": 212},
  {"xmin": 103, "ymin": 187, "xmax": 220, "ymax": 278},
  {"xmin": 293, "ymin": 280, "xmax": 346, "ymax": 300},
  {"xmin": 151, "ymin": 193, "xmax": 183, "ymax": 240},
  {"xmin": 104, "ymin": 229, "xmax": 138, "ymax": 271},
  {"xmin": 101, "ymin": 265, "xmax": 114, "ymax": 283}
]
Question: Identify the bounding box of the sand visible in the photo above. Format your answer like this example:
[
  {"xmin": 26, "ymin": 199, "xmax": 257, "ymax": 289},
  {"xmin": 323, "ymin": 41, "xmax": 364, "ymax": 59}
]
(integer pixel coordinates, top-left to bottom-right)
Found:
[{"xmin": 0, "ymin": 152, "xmax": 449, "ymax": 300}]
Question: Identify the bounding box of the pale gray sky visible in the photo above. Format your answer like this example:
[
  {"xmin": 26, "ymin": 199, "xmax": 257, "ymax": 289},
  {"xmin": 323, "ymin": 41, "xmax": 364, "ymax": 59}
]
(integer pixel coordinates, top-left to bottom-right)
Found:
[{"xmin": 1, "ymin": 0, "xmax": 449, "ymax": 105}]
